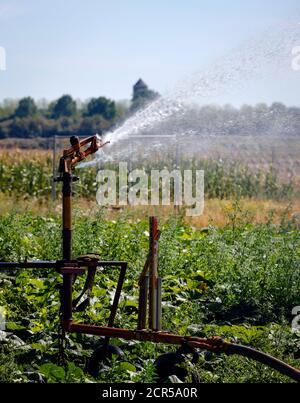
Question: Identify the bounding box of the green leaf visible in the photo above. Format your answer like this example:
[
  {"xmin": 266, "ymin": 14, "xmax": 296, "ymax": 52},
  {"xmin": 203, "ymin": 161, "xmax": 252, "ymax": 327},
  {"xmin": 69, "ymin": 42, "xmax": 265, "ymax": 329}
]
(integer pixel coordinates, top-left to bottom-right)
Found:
[
  {"xmin": 6, "ymin": 322, "xmax": 26, "ymax": 331},
  {"xmin": 119, "ymin": 362, "xmax": 136, "ymax": 373},
  {"xmin": 39, "ymin": 363, "xmax": 65, "ymax": 382}
]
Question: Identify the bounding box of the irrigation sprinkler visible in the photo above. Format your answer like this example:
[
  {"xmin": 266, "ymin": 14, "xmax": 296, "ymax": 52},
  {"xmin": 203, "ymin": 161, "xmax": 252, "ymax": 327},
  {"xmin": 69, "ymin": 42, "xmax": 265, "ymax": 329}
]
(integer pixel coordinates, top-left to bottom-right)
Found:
[{"xmin": 1, "ymin": 134, "xmax": 300, "ymax": 383}]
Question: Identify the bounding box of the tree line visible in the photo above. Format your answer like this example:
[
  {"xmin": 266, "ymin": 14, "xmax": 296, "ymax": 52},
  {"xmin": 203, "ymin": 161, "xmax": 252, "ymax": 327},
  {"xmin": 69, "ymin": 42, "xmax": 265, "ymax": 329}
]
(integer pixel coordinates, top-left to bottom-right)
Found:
[
  {"xmin": 0, "ymin": 85, "xmax": 299, "ymax": 140},
  {"xmin": 0, "ymin": 80, "xmax": 158, "ymax": 140}
]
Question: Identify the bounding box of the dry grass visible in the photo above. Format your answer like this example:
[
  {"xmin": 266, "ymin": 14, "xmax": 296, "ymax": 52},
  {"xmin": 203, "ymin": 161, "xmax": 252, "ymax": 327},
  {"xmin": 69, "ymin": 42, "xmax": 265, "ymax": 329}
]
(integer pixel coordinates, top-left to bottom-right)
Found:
[
  {"xmin": 111, "ymin": 199, "xmax": 300, "ymax": 227},
  {"xmin": 187, "ymin": 198, "xmax": 300, "ymax": 227},
  {"xmin": 0, "ymin": 193, "xmax": 299, "ymax": 228},
  {"xmin": 1, "ymin": 146, "xmax": 299, "ymax": 227},
  {"xmin": 0, "ymin": 148, "xmax": 51, "ymax": 164}
]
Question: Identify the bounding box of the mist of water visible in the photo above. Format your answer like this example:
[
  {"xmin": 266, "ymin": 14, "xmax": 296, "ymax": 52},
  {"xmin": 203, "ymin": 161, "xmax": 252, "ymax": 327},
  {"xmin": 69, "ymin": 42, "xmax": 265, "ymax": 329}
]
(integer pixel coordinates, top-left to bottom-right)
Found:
[{"xmin": 78, "ymin": 21, "xmax": 300, "ymax": 168}]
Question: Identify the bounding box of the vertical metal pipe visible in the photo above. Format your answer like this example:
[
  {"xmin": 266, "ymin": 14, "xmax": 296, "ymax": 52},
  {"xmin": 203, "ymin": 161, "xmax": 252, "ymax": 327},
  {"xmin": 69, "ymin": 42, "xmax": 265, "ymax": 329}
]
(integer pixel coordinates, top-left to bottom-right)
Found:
[
  {"xmin": 62, "ymin": 273, "xmax": 73, "ymax": 331},
  {"xmin": 62, "ymin": 169, "xmax": 72, "ymax": 261},
  {"xmin": 60, "ymin": 161, "xmax": 73, "ymax": 333},
  {"xmin": 148, "ymin": 217, "xmax": 158, "ymax": 330},
  {"xmin": 156, "ymin": 277, "xmax": 162, "ymax": 331},
  {"xmin": 138, "ymin": 276, "xmax": 149, "ymax": 330},
  {"xmin": 52, "ymin": 135, "xmax": 57, "ymax": 201}
]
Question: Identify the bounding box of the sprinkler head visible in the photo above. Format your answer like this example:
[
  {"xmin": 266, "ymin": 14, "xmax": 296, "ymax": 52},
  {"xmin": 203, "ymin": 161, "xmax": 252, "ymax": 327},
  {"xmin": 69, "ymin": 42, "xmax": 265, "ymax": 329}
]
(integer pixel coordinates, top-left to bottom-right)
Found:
[
  {"xmin": 60, "ymin": 134, "xmax": 111, "ymax": 173},
  {"xmin": 70, "ymin": 136, "xmax": 80, "ymax": 147}
]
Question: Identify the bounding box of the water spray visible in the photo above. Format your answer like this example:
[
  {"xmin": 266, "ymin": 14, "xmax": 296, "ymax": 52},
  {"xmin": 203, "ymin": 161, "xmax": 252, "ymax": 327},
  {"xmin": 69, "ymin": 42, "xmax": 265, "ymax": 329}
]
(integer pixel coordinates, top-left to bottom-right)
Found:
[{"xmin": 78, "ymin": 21, "xmax": 300, "ymax": 171}]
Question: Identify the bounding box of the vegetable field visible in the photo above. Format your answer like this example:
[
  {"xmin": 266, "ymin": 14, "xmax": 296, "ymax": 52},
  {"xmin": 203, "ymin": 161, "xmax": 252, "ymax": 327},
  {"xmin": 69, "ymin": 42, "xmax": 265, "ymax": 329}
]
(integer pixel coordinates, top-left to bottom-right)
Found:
[{"xmin": 1, "ymin": 206, "xmax": 300, "ymax": 383}]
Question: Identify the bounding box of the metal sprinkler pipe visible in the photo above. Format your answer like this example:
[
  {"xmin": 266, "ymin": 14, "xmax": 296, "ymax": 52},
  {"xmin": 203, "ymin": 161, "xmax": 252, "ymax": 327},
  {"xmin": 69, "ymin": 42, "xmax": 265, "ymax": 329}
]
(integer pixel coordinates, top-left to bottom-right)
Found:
[
  {"xmin": 62, "ymin": 164, "xmax": 73, "ymax": 261},
  {"xmin": 149, "ymin": 217, "xmax": 159, "ymax": 330}
]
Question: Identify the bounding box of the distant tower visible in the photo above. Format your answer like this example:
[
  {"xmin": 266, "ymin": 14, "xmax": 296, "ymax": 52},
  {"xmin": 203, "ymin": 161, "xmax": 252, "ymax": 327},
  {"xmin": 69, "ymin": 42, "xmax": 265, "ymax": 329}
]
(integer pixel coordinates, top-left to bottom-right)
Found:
[
  {"xmin": 131, "ymin": 79, "xmax": 159, "ymax": 112},
  {"xmin": 133, "ymin": 79, "xmax": 149, "ymax": 99}
]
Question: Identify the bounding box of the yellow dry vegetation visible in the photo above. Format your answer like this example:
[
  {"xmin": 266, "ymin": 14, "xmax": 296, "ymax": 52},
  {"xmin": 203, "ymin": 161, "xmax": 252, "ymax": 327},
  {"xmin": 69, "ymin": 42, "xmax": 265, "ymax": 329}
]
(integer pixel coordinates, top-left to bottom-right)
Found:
[{"xmin": 0, "ymin": 193, "xmax": 299, "ymax": 228}]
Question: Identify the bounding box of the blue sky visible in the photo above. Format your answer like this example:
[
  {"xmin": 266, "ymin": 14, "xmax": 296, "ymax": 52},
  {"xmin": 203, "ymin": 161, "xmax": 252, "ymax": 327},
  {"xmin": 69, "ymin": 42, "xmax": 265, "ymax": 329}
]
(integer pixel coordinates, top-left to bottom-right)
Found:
[{"xmin": 0, "ymin": 0, "xmax": 300, "ymax": 105}]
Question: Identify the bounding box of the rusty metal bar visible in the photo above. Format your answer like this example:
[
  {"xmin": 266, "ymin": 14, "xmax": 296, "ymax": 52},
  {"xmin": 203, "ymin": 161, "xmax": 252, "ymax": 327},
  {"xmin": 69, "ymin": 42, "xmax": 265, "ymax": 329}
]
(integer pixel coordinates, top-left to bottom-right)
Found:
[
  {"xmin": 138, "ymin": 255, "xmax": 150, "ymax": 286},
  {"xmin": 69, "ymin": 323, "xmax": 182, "ymax": 343},
  {"xmin": 61, "ymin": 273, "xmax": 73, "ymax": 331},
  {"xmin": 138, "ymin": 230, "xmax": 160, "ymax": 286},
  {"xmin": 52, "ymin": 135, "xmax": 57, "ymax": 201},
  {"xmin": 149, "ymin": 217, "xmax": 159, "ymax": 330},
  {"xmin": 62, "ymin": 168, "xmax": 72, "ymax": 261},
  {"xmin": 69, "ymin": 323, "xmax": 300, "ymax": 382},
  {"xmin": 156, "ymin": 277, "xmax": 162, "ymax": 331},
  {"xmin": 138, "ymin": 276, "xmax": 149, "ymax": 330},
  {"xmin": 107, "ymin": 263, "xmax": 127, "ymax": 328}
]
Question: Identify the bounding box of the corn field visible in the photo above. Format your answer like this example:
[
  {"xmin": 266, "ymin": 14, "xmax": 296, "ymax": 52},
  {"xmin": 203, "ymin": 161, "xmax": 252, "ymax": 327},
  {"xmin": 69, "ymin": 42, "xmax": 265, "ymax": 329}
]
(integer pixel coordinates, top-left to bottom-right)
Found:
[{"xmin": 0, "ymin": 150, "xmax": 297, "ymax": 200}]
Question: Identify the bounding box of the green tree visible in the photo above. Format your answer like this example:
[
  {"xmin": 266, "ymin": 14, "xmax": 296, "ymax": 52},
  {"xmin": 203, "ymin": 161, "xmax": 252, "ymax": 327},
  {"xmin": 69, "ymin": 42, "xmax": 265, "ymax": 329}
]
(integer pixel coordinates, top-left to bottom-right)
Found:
[
  {"xmin": 52, "ymin": 95, "xmax": 77, "ymax": 118},
  {"xmin": 9, "ymin": 117, "xmax": 42, "ymax": 138},
  {"xmin": 86, "ymin": 97, "xmax": 116, "ymax": 120},
  {"xmin": 115, "ymin": 100, "xmax": 130, "ymax": 120},
  {"xmin": 15, "ymin": 97, "xmax": 37, "ymax": 118}
]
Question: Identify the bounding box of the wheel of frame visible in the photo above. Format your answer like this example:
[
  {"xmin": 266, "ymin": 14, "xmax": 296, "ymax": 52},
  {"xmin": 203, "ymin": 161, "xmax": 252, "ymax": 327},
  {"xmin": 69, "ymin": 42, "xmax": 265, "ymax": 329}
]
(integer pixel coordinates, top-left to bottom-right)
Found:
[
  {"xmin": 87, "ymin": 343, "xmax": 125, "ymax": 378},
  {"xmin": 154, "ymin": 348, "xmax": 200, "ymax": 383}
]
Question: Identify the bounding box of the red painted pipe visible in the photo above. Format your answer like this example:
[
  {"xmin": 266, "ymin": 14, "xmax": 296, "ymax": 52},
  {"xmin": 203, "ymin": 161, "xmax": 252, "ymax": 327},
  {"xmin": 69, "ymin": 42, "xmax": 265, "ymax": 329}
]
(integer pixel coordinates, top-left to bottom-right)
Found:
[{"xmin": 68, "ymin": 322, "xmax": 300, "ymax": 382}]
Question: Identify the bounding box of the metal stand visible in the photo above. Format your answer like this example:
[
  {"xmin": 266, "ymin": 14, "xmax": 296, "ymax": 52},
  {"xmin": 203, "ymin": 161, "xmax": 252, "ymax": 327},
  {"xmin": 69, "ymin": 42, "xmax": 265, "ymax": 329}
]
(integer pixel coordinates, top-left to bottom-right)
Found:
[{"xmin": 138, "ymin": 217, "xmax": 162, "ymax": 331}]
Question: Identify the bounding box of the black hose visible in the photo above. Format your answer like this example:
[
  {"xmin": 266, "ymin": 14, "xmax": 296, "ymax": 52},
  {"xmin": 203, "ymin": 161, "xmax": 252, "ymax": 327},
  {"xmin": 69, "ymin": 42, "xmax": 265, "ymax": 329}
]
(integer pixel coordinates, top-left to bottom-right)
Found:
[{"xmin": 224, "ymin": 342, "xmax": 300, "ymax": 383}]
